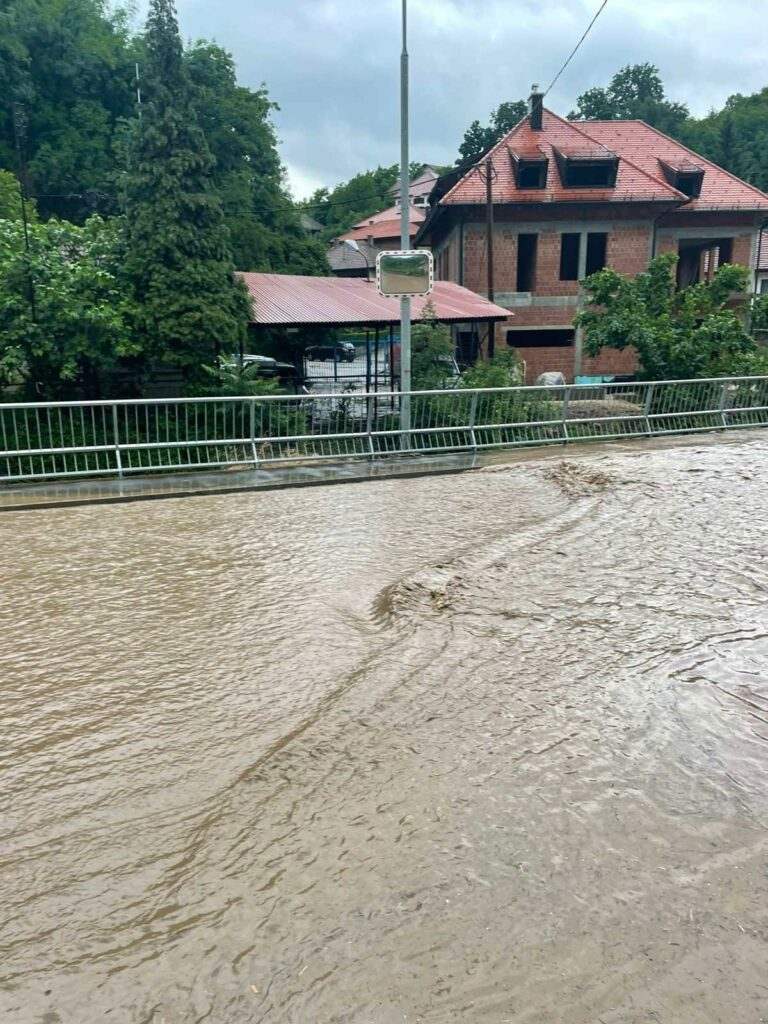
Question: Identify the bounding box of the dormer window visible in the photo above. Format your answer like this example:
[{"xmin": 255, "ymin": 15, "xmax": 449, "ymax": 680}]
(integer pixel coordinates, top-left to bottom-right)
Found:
[
  {"xmin": 658, "ymin": 159, "xmax": 704, "ymax": 198},
  {"xmin": 553, "ymin": 146, "xmax": 619, "ymax": 189},
  {"xmin": 510, "ymin": 148, "xmax": 548, "ymax": 190}
]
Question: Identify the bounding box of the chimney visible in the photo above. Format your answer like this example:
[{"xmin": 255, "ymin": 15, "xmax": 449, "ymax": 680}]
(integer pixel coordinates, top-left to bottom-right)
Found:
[{"xmin": 529, "ymin": 84, "xmax": 544, "ymax": 131}]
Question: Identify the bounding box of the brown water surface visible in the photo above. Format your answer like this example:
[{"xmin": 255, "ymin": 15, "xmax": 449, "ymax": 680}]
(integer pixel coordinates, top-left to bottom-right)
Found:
[{"xmin": 2, "ymin": 437, "xmax": 768, "ymax": 1023}]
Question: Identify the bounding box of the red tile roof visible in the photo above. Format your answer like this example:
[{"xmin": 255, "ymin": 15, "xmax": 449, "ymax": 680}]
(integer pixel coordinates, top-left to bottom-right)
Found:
[
  {"xmin": 340, "ymin": 219, "xmax": 420, "ymax": 242},
  {"xmin": 339, "ymin": 204, "xmax": 425, "ymax": 243},
  {"xmin": 442, "ymin": 109, "xmax": 768, "ymax": 211},
  {"xmin": 443, "ymin": 110, "xmax": 681, "ymax": 206},
  {"xmin": 238, "ymin": 273, "xmax": 510, "ymax": 327},
  {"xmin": 351, "ymin": 204, "xmax": 426, "ymax": 228},
  {"xmin": 585, "ymin": 121, "xmax": 768, "ymax": 211}
]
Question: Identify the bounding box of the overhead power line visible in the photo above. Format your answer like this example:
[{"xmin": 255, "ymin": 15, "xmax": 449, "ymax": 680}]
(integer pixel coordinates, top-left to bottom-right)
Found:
[{"xmin": 544, "ymin": 0, "xmax": 610, "ymax": 96}]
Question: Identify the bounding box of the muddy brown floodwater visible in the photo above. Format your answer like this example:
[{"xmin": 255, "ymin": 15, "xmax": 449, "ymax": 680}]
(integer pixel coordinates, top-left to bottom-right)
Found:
[{"xmin": 2, "ymin": 435, "xmax": 768, "ymax": 1024}]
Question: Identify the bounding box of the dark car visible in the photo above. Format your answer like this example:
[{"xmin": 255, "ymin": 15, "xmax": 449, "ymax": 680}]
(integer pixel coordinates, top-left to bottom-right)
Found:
[{"xmin": 305, "ymin": 341, "xmax": 356, "ymax": 363}]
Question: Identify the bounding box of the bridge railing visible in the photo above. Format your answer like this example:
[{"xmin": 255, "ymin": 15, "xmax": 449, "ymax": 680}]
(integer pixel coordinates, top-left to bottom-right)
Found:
[{"xmin": 2, "ymin": 376, "xmax": 767, "ymax": 482}]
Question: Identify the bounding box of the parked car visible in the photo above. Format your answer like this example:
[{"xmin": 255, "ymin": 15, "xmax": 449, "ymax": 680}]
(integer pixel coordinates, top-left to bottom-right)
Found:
[
  {"xmin": 305, "ymin": 341, "xmax": 356, "ymax": 363},
  {"xmin": 240, "ymin": 354, "xmax": 296, "ymax": 377},
  {"xmin": 223, "ymin": 354, "xmax": 301, "ymax": 389}
]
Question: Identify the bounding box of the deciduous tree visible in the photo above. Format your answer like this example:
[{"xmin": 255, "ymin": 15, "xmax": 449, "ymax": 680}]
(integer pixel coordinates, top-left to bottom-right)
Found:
[
  {"xmin": 577, "ymin": 253, "xmax": 766, "ymax": 380},
  {"xmin": 0, "ymin": 215, "xmax": 139, "ymax": 396},
  {"xmin": 569, "ymin": 63, "xmax": 689, "ymax": 136}
]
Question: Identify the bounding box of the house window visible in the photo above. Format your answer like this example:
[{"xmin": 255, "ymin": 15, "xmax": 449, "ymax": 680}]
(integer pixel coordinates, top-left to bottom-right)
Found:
[
  {"xmin": 585, "ymin": 232, "xmax": 607, "ymax": 275},
  {"xmin": 676, "ymin": 172, "xmax": 704, "ymax": 198},
  {"xmin": 518, "ymin": 164, "xmax": 546, "ymax": 188},
  {"xmin": 560, "ymin": 232, "xmax": 608, "ymax": 281},
  {"xmin": 567, "ymin": 162, "xmax": 616, "ymax": 188},
  {"xmin": 760, "ymin": 278, "xmax": 768, "ymax": 295},
  {"xmin": 718, "ymin": 238, "xmax": 733, "ymax": 264},
  {"xmin": 516, "ymin": 234, "xmax": 538, "ymax": 292},
  {"xmin": 510, "ymin": 149, "xmax": 548, "ymax": 190},
  {"xmin": 659, "ymin": 160, "xmax": 705, "ymax": 198},
  {"xmin": 507, "ymin": 328, "xmax": 574, "ymax": 348},
  {"xmin": 560, "ymin": 234, "xmax": 580, "ymax": 281},
  {"xmin": 554, "ymin": 148, "xmax": 619, "ymax": 189},
  {"xmin": 510, "ymin": 150, "xmax": 549, "ymax": 190}
]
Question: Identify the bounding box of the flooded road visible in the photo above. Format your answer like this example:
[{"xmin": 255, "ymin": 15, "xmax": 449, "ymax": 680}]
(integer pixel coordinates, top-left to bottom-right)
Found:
[{"xmin": 2, "ymin": 435, "xmax": 768, "ymax": 1023}]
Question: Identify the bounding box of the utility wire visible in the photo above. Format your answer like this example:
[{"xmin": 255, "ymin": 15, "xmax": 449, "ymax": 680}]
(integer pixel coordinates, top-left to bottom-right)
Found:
[{"xmin": 543, "ymin": 0, "xmax": 610, "ymax": 96}]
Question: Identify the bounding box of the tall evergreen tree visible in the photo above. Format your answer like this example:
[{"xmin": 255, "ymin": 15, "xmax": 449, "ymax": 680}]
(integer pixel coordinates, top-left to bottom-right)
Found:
[{"xmin": 122, "ymin": 0, "xmax": 250, "ymax": 383}]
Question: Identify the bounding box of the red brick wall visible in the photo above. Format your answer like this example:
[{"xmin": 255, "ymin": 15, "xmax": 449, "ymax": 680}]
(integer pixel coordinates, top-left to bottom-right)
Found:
[
  {"xmin": 463, "ymin": 223, "xmax": 652, "ymax": 297},
  {"xmin": 732, "ymin": 234, "xmax": 753, "ymax": 266},
  {"xmin": 607, "ymin": 226, "xmax": 652, "ymax": 275},
  {"xmin": 507, "ymin": 341, "xmax": 638, "ymax": 383}
]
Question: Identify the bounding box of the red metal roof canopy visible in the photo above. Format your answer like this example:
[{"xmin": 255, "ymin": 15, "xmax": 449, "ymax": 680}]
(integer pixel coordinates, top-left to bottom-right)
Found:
[{"xmin": 239, "ymin": 273, "xmax": 511, "ymax": 328}]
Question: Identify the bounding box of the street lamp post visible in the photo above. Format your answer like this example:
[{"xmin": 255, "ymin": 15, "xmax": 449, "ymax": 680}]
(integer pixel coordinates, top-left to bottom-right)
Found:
[{"xmin": 399, "ymin": 0, "xmax": 411, "ymax": 441}]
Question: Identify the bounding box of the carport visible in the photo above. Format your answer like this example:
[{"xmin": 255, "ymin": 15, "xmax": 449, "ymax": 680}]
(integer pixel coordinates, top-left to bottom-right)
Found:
[{"xmin": 237, "ymin": 272, "xmax": 511, "ymax": 392}]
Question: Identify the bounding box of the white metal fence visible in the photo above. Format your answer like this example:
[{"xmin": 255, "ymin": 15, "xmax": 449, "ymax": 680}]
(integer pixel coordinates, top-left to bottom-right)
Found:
[{"xmin": 2, "ymin": 376, "xmax": 768, "ymax": 482}]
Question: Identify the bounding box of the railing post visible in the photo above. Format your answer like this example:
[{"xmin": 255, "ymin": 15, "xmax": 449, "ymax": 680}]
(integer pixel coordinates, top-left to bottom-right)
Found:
[
  {"xmin": 468, "ymin": 390, "xmax": 479, "ymax": 451},
  {"xmin": 719, "ymin": 381, "xmax": 729, "ymax": 429},
  {"xmin": 643, "ymin": 383, "xmax": 655, "ymax": 436},
  {"xmin": 366, "ymin": 392, "xmax": 375, "ymax": 458},
  {"xmin": 249, "ymin": 399, "xmax": 259, "ymax": 467},
  {"xmin": 111, "ymin": 403, "xmax": 123, "ymax": 478},
  {"xmin": 561, "ymin": 386, "xmax": 570, "ymax": 443}
]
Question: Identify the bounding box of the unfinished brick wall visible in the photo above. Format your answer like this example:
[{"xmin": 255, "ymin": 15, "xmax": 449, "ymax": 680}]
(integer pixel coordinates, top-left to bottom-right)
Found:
[
  {"xmin": 510, "ymin": 344, "xmax": 638, "ymax": 384},
  {"xmin": 607, "ymin": 226, "xmax": 653, "ymax": 275},
  {"xmin": 463, "ymin": 223, "xmax": 652, "ymax": 298}
]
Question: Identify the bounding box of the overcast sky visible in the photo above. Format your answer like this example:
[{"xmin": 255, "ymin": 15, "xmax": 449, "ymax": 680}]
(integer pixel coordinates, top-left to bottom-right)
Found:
[{"xmin": 165, "ymin": 0, "xmax": 766, "ymax": 199}]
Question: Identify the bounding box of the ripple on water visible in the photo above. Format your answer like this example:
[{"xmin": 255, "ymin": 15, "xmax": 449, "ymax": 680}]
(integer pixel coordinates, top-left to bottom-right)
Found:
[{"xmin": 1, "ymin": 436, "xmax": 768, "ymax": 1023}]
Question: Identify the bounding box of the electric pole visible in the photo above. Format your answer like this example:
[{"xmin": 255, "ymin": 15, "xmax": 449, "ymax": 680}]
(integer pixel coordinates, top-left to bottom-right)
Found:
[{"xmin": 485, "ymin": 156, "xmax": 495, "ymax": 358}]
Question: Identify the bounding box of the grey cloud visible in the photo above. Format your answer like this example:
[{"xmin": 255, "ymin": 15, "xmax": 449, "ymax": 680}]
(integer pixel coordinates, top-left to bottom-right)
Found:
[{"xmin": 173, "ymin": 0, "xmax": 767, "ymax": 196}]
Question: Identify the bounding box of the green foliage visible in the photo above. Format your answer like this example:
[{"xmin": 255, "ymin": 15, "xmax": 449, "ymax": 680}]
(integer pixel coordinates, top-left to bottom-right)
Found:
[
  {"xmin": 411, "ymin": 304, "xmax": 455, "ymax": 389},
  {"xmin": 577, "ymin": 253, "xmax": 768, "ymax": 380},
  {"xmin": 458, "ymin": 348, "xmax": 523, "ymax": 389},
  {"xmin": 0, "ymin": 169, "xmax": 37, "ymax": 221},
  {"xmin": 752, "ymin": 294, "xmax": 768, "ymax": 332},
  {"xmin": 0, "ymin": 0, "xmax": 326, "ymax": 273},
  {"xmin": 457, "ymin": 100, "xmax": 527, "ymax": 167},
  {"xmin": 122, "ymin": 0, "xmax": 250, "ymax": 386},
  {"xmin": 198, "ymin": 359, "xmax": 285, "ymax": 398},
  {"xmin": 569, "ymin": 64, "xmax": 690, "ymax": 136},
  {"xmin": 0, "ymin": 0, "xmax": 137, "ymax": 221},
  {"xmin": 305, "ymin": 165, "xmax": 402, "ymax": 241},
  {"xmin": 0, "ymin": 215, "xmax": 139, "ymax": 396},
  {"xmin": 184, "ymin": 41, "xmax": 328, "ymax": 274},
  {"xmin": 681, "ymin": 88, "xmax": 768, "ymax": 192}
]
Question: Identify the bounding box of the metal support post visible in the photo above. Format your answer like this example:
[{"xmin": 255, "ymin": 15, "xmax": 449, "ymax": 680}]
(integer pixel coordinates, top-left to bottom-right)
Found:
[
  {"xmin": 111, "ymin": 403, "xmax": 123, "ymax": 477},
  {"xmin": 468, "ymin": 390, "xmax": 479, "ymax": 450},
  {"xmin": 249, "ymin": 399, "xmax": 259, "ymax": 467},
  {"xmin": 643, "ymin": 383, "xmax": 655, "ymax": 435},
  {"xmin": 562, "ymin": 386, "xmax": 570, "ymax": 442},
  {"xmin": 399, "ymin": 0, "xmax": 411, "ymax": 447}
]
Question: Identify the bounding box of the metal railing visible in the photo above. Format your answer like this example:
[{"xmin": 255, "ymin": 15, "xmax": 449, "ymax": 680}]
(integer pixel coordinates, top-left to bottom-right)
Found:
[{"xmin": 2, "ymin": 376, "xmax": 767, "ymax": 483}]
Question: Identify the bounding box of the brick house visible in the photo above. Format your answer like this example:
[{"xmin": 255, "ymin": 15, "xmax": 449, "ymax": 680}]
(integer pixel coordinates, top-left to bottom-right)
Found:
[{"xmin": 417, "ymin": 90, "xmax": 768, "ymax": 382}]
